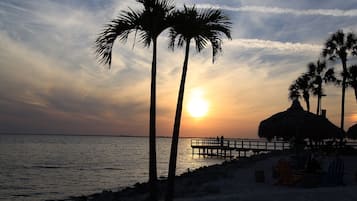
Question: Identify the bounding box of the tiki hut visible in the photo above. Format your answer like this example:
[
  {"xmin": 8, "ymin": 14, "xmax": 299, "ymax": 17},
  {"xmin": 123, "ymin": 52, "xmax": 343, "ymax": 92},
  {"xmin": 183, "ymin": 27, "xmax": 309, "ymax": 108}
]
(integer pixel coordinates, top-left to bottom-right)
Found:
[{"xmin": 258, "ymin": 100, "xmax": 343, "ymax": 141}]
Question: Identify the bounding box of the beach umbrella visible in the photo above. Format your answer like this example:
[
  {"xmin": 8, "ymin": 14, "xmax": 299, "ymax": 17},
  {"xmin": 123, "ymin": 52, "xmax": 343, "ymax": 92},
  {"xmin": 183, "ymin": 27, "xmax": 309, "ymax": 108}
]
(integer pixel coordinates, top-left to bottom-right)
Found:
[
  {"xmin": 258, "ymin": 100, "xmax": 344, "ymax": 141},
  {"xmin": 347, "ymin": 124, "xmax": 357, "ymax": 139}
]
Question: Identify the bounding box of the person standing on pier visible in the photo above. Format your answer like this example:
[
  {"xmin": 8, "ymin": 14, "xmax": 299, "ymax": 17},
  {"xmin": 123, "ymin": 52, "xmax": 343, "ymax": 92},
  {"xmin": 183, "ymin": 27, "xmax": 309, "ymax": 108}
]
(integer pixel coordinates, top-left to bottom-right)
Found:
[{"xmin": 221, "ymin": 136, "xmax": 224, "ymax": 147}]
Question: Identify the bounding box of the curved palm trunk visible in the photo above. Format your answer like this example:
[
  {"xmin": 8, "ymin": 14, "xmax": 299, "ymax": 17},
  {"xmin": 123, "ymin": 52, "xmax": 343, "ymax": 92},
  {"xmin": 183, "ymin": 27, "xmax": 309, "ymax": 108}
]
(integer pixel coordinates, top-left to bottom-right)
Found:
[
  {"xmin": 149, "ymin": 38, "xmax": 158, "ymax": 201},
  {"xmin": 165, "ymin": 40, "xmax": 191, "ymax": 201}
]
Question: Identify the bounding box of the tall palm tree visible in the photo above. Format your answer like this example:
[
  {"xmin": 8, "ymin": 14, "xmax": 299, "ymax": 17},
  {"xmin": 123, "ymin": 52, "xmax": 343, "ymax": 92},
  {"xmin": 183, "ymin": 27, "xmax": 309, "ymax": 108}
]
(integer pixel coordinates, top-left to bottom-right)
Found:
[
  {"xmin": 346, "ymin": 65, "xmax": 357, "ymax": 101},
  {"xmin": 165, "ymin": 6, "xmax": 231, "ymax": 201},
  {"xmin": 307, "ymin": 59, "xmax": 336, "ymax": 115},
  {"xmin": 322, "ymin": 30, "xmax": 357, "ymax": 130},
  {"xmin": 289, "ymin": 73, "xmax": 311, "ymax": 112},
  {"xmin": 94, "ymin": 1, "xmax": 174, "ymax": 200}
]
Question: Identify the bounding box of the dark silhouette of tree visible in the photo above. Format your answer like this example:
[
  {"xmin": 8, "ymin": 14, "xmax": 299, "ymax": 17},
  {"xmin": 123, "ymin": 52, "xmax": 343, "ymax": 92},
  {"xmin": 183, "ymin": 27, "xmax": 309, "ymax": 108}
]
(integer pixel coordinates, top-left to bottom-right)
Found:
[
  {"xmin": 322, "ymin": 30, "xmax": 357, "ymax": 130},
  {"xmin": 165, "ymin": 5, "xmax": 231, "ymax": 201},
  {"xmin": 307, "ymin": 59, "xmax": 336, "ymax": 115},
  {"xmin": 346, "ymin": 65, "xmax": 357, "ymax": 101},
  {"xmin": 289, "ymin": 73, "xmax": 311, "ymax": 112},
  {"xmin": 94, "ymin": 1, "xmax": 174, "ymax": 200}
]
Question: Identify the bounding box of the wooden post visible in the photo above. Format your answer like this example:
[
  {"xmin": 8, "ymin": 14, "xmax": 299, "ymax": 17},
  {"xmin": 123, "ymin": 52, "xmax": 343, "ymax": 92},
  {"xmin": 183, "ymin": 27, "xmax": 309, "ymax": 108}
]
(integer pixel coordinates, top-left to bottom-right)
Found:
[{"xmin": 265, "ymin": 142, "xmax": 268, "ymax": 151}]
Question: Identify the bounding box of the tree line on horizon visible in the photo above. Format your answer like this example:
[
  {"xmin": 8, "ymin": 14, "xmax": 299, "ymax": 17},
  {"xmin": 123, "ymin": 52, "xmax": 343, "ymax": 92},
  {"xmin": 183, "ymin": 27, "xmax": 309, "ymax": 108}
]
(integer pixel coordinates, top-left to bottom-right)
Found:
[
  {"xmin": 94, "ymin": 0, "xmax": 231, "ymax": 201},
  {"xmin": 289, "ymin": 30, "xmax": 357, "ymax": 132}
]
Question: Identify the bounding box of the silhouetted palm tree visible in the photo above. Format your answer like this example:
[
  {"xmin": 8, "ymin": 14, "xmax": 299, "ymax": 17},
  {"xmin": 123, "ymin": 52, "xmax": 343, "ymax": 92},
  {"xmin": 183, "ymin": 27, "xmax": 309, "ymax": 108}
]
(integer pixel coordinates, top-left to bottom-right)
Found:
[
  {"xmin": 307, "ymin": 59, "xmax": 336, "ymax": 115},
  {"xmin": 289, "ymin": 73, "xmax": 311, "ymax": 112},
  {"xmin": 346, "ymin": 65, "xmax": 357, "ymax": 101},
  {"xmin": 288, "ymin": 83, "xmax": 300, "ymax": 101},
  {"xmin": 165, "ymin": 5, "xmax": 231, "ymax": 201},
  {"xmin": 94, "ymin": 1, "xmax": 174, "ymax": 200},
  {"xmin": 322, "ymin": 30, "xmax": 357, "ymax": 130}
]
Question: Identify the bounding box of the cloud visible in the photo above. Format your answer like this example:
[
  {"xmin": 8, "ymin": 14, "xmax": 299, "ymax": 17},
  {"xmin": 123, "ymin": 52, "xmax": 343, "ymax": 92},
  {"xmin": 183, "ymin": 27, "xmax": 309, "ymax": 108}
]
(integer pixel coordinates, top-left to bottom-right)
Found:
[
  {"xmin": 195, "ymin": 4, "xmax": 357, "ymax": 17},
  {"xmin": 228, "ymin": 38, "xmax": 321, "ymax": 53},
  {"xmin": 1, "ymin": 0, "xmax": 357, "ymax": 137}
]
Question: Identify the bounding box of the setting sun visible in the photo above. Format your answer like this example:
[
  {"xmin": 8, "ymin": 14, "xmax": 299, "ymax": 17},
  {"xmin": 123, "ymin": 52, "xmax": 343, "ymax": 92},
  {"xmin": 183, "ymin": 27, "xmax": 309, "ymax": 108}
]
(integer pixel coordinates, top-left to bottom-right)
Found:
[{"xmin": 187, "ymin": 89, "xmax": 209, "ymax": 118}]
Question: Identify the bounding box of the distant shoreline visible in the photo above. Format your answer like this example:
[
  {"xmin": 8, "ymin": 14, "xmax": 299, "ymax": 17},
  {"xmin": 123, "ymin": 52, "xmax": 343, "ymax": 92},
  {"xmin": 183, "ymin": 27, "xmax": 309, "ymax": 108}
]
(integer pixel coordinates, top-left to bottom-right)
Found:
[
  {"xmin": 0, "ymin": 133, "xmax": 173, "ymax": 138},
  {"xmin": 0, "ymin": 133, "xmax": 259, "ymax": 139}
]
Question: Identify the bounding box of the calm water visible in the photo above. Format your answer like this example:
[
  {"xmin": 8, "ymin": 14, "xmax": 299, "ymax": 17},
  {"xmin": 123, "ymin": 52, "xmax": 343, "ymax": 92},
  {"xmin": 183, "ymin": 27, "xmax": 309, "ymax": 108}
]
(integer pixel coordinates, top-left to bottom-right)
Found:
[{"xmin": 0, "ymin": 134, "xmax": 224, "ymax": 201}]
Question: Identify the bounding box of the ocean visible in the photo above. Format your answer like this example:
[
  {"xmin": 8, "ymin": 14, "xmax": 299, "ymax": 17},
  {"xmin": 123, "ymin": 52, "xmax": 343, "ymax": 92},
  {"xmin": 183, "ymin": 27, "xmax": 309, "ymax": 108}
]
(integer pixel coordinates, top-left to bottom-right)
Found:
[{"xmin": 0, "ymin": 134, "xmax": 224, "ymax": 201}]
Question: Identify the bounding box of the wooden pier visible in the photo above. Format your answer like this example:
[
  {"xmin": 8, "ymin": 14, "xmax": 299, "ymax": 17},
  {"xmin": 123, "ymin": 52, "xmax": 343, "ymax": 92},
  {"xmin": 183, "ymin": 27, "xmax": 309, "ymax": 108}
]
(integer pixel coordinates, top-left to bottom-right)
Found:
[{"xmin": 191, "ymin": 138, "xmax": 290, "ymax": 158}]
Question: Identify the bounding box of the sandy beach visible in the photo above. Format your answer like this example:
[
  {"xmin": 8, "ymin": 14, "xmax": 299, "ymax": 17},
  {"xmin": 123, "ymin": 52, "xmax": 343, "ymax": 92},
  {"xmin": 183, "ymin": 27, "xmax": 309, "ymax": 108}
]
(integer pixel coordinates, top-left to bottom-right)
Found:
[{"xmin": 59, "ymin": 152, "xmax": 357, "ymax": 201}]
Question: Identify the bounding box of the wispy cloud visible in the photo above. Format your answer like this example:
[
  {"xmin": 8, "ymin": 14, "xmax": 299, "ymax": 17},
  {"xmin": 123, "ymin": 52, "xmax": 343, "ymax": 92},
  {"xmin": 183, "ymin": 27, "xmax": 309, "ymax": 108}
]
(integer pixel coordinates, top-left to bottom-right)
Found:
[
  {"xmin": 228, "ymin": 38, "xmax": 322, "ymax": 53},
  {"xmin": 1, "ymin": 0, "xmax": 357, "ymax": 137},
  {"xmin": 195, "ymin": 4, "xmax": 357, "ymax": 17}
]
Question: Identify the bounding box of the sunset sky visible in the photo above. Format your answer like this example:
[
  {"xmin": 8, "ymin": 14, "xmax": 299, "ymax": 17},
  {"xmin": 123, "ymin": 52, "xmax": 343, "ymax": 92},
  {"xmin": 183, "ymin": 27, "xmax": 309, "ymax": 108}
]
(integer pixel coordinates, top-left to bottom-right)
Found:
[{"xmin": 1, "ymin": 0, "xmax": 357, "ymax": 138}]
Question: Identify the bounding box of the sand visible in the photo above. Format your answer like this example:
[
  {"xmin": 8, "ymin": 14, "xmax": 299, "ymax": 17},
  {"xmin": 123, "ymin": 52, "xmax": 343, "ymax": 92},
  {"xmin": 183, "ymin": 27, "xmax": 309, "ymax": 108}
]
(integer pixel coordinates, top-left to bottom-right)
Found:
[{"xmin": 57, "ymin": 152, "xmax": 357, "ymax": 201}]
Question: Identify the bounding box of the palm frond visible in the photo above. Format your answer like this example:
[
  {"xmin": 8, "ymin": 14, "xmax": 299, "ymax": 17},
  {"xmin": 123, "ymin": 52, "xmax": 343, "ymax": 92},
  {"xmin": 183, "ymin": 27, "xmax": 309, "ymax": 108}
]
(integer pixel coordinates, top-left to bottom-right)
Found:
[
  {"xmin": 95, "ymin": 0, "xmax": 174, "ymax": 67},
  {"xmin": 95, "ymin": 9, "xmax": 142, "ymax": 67},
  {"xmin": 288, "ymin": 83, "xmax": 300, "ymax": 100},
  {"xmin": 168, "ymin": 5, "xmax": 231, "ymax": 63},
  {"xmin": 322, "ymin": 30, "xmax": 357, "ymax": 62}
]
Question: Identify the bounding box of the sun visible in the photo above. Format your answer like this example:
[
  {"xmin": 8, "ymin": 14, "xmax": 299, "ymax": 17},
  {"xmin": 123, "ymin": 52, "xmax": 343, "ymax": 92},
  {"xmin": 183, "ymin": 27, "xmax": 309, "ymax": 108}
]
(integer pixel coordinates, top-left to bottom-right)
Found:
[{"xmin": 187, "ymin": 89, "xmax": 209, "ymax": 118}]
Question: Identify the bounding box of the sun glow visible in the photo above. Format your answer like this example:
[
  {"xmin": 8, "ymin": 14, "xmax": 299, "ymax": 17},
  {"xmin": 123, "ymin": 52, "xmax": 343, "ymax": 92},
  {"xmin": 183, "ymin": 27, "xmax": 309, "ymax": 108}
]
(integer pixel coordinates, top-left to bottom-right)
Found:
[
  {"xmin": 350, "ymin": 113, "xmax": 357, "ymax": 124},
  {"xmin": 187, "ymin": 89, "xmax": 209, "ymax": 118}
]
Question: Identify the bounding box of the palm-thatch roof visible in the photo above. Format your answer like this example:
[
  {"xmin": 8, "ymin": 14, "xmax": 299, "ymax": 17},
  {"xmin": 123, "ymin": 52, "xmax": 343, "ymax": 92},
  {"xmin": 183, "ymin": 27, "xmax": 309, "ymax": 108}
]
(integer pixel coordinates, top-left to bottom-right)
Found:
[{"xmin": 258, "ymin": 100, "xmax": 344, "ymax": 141}]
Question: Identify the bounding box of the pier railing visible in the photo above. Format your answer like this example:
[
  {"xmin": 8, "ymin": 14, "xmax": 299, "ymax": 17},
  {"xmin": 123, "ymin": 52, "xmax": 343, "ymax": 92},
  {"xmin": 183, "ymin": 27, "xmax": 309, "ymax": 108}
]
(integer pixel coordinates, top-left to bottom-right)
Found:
[
  {"xmin": 190, "ymin": 138, "xmax": 290, "ymax": 158},
  {"xmin": 191, "ymin": 138, "xmax": 290, "ymax": 151},
  {"xmin": 191, "ymin": 138, "xmax": 357, "ymax": 158}
]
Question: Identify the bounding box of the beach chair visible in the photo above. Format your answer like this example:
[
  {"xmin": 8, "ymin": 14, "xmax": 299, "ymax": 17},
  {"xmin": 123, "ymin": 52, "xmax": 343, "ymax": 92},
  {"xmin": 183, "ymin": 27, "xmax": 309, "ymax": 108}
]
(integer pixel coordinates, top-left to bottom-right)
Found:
[
  {"xmin": 323, "ymin": 157, "xmax": 344, "ymax": 186},
  {"xmin": 275, "ymin": 159, "xmax": 302, "ymax": 185}
]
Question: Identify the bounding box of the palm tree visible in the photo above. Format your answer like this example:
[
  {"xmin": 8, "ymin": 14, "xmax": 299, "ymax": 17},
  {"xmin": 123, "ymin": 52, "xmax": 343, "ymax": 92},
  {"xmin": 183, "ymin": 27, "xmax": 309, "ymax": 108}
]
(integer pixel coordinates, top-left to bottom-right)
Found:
[
  {"xmin": 322, "ymin": 30, "xmax": 357, "ymax": 130},
  {"xmin": 307, "ymin": 59, "xmax": 336, "ymax": 115},
  {"xmin": 288, "ymin": 82, "xmax": 300, "ymax": 101},
  {"xmin": 289, "ymin": 73, "xmax": 311, "ymax": 112},
  {"xmin": 346, "ymin": 65, "xmax": 357, "ymax": 101},
  {"xmin": 165, "ymin": 6, "xmax": 231, "ymax": 201},
  {"xmin": 94, "ymin": 1, "xmax": 174, "ymax": 200}
]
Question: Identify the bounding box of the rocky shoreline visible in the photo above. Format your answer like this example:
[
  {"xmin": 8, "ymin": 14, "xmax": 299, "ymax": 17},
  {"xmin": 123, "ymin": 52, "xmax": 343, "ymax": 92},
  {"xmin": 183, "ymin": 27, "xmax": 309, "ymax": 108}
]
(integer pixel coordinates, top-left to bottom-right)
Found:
[{"xmin": 49, "ymin": 151, "xmax": 285, "ymax": 201}]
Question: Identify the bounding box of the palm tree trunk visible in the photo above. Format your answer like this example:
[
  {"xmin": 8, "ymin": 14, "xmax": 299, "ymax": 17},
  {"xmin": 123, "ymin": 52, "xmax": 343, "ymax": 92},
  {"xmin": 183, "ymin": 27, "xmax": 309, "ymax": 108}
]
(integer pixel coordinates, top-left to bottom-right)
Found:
[
  {"xmin": 316, "ymin": 95, "xmax": 321, "ymax": 115},
  {"xmin": 341, "ymin": 60, "xmax": 347, "ymax": 131},
  {"xmin": 149, "ymin": 38, "xmax": 158, "ymax": 201},
  {"xmin": 165, "ymin": 40, "xmax": 191, "ymax": 201},
  {"xmin": 354, "ymin": 86, "xmax": 357, "ymax": 102},
  {"xmin": 316, "ymin": 85, "xmax": 322, "ymax": 115},
  {"xmin": 340, "ymin": 59, "xmax": 347, "ymax": 148}
]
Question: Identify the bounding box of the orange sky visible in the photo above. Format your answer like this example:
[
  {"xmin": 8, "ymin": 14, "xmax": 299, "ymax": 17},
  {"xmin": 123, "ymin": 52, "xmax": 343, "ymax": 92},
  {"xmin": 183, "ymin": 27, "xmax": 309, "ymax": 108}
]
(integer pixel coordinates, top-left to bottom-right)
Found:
[{"xmin": 1, "ymin": 0, "xmax": 357, "ymax": 138}]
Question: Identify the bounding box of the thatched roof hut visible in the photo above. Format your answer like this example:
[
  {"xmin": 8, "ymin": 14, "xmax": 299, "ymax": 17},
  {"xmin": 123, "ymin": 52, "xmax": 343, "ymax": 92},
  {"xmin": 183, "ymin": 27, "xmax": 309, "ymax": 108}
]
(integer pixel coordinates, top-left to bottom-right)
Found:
[{"xmin": 258, "ymin": 100, "xmax": 344, "ymax": 141}]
